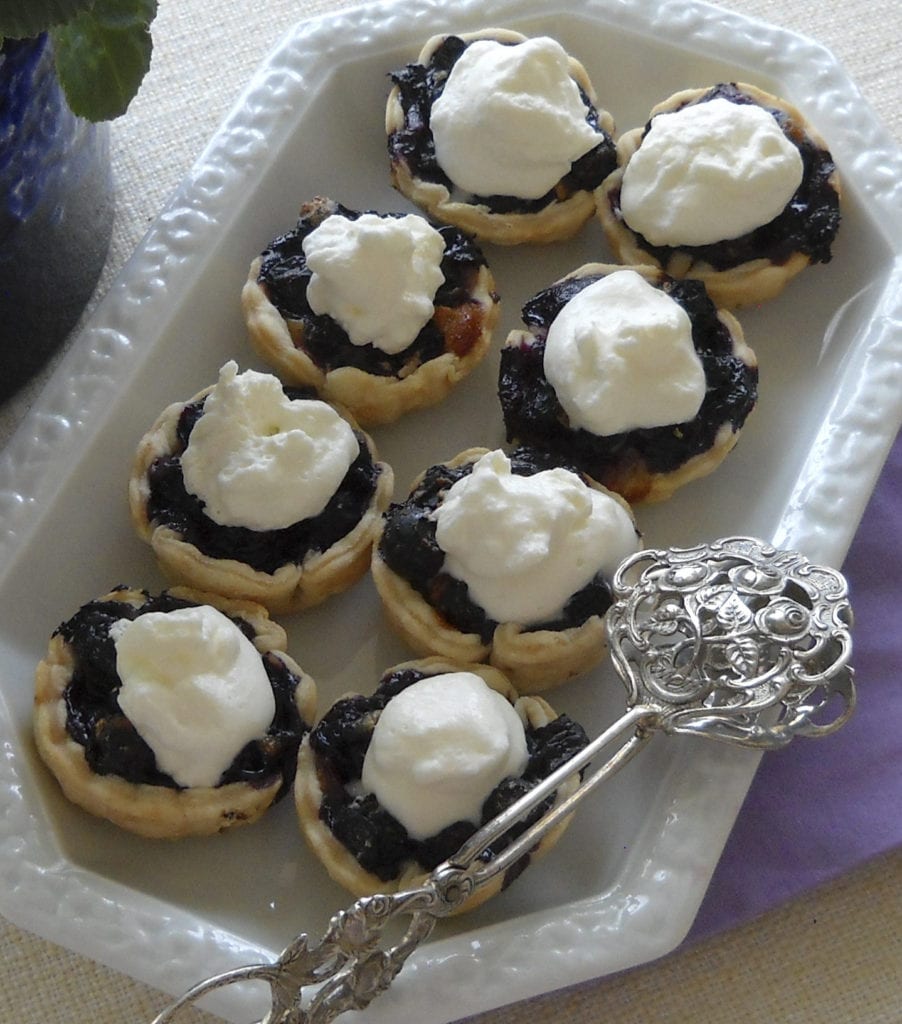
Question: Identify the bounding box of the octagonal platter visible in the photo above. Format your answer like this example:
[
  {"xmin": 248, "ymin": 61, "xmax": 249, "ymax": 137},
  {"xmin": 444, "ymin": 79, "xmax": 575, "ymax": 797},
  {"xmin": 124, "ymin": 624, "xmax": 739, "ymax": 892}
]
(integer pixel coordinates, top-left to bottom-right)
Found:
[{"xmin": 1, "ymin": 0, "xmax": 900, "ymax": 1021}]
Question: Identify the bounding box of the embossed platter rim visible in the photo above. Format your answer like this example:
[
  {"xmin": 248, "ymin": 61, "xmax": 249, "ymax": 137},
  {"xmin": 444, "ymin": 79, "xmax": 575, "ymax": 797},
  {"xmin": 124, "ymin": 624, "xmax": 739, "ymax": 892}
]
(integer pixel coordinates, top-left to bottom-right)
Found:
[{"xmin": 0, "ymin": 0, "xmax": 901, "ymax": 1022}]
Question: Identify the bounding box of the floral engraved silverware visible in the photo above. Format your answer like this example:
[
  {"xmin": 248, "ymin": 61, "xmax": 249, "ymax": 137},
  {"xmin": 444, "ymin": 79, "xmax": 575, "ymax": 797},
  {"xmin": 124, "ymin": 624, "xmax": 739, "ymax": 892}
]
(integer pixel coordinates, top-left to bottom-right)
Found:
[
  {"xmin": 606, "ymin": 536, "xmax": 855, "ymax": 746},
  {"xmin": 152, "ymin": 536, "xmax": 855, "ymax": 1024}
]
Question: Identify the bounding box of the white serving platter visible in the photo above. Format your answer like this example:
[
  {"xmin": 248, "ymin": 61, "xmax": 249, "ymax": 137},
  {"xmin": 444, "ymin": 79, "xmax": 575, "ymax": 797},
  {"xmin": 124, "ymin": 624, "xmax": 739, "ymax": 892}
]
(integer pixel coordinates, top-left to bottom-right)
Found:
[{"xmin": 1, "ymin": 0, "xmax": 901, "ymax": 1021}]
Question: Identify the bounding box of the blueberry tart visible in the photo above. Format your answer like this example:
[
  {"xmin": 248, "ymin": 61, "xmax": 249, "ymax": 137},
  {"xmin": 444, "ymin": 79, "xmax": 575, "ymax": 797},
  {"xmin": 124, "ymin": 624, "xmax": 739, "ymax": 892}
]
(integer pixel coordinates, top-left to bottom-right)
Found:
[
  {"xmin": 499, "ymin": 264, "xmax": 757, "ymax": 504},
  {"xmin": 295, "ymin": 657, "xmax": 588, "ymax": 909},
  {"xmin": 386, "ymin": 30, "xmax": 618, "ymax": 245},
  {"xmin": 129, "ymin": 361, "xmax": 393, "ymax": 614},
  {"xmin": 33, "ymin": 586, "xmax": 317, "ymax": 838},
  {"xmin": 596, "ymin": 82, "xmax": 841, "ymax": 307},
  {"xmin": 371, "ymin": 447, "xmax": 641, "ymax": 692},
  {"xmin": 242, "ymin": 197, "xmax": 499, "ymax": 426}
]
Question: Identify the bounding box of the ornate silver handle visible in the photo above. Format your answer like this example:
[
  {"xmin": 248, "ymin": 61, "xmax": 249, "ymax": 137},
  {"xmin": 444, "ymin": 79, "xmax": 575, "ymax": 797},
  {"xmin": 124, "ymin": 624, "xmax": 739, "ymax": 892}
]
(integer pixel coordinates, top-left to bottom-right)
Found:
[
  {"xmin": 152, "ymin": 880, "xmax": 454, "ymax": 1023},
  {"xmin": 152, "ymin": 707, "xmax": 657, "ymax": 1024},
  {"xmin": 152, "ymin": 536, "xmax": 856, "ymax": 1024}
]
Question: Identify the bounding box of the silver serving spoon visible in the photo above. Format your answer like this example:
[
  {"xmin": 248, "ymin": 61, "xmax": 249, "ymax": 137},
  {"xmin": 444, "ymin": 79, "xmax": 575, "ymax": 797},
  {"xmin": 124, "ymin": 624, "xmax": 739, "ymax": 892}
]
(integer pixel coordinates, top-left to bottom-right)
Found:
[{"xmin": 151, "ymin": 536, "xmax": 855, "ymax": 1024}]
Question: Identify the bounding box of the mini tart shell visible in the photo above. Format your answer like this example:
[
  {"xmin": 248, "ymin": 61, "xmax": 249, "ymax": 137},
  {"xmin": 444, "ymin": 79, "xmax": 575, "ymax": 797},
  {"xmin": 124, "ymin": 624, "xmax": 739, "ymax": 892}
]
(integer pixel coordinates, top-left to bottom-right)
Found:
[
  {"xmin": 501, "ymin": 263, "xmax": 756, "ymax": 505},
  {"xmin": 371, "ymin": 447, "xmax": 638, "ymax": 693},
  {"xmin": 33, "ymin": 586, "xmax": 317, "ymax": 839},
  {"xmin": 294, "ymin": 657, "xmax": 581, "ymax": 912},
  {"xmin": 596, "ymin": 83, "xmax": 842, "ymax": 308},
  {"xmin": 386, "ymin": 29, "xmax": 616, "ymax": 246},
  {"xmin": 128, "ymin": 384, "xmax": 394, "ymax": 615},
  {"xmin": 242, "ymin": 198, "xmax": 500, "ymax": 427}
]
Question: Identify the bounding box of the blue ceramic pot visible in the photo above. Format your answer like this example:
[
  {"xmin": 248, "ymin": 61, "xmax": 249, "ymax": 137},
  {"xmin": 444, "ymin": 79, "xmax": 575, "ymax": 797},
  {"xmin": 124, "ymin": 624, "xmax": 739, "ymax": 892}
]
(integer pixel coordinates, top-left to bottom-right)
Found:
[{"xmin": 0, "ymin": 34, "xmax": 114, "ymax": 401}]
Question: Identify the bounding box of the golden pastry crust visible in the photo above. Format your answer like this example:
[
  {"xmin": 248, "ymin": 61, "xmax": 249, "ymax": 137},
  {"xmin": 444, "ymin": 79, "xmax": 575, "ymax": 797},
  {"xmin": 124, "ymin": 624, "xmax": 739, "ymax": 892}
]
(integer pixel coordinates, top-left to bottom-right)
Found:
[
  {"xmin": 128, "ymin": 382, "xmax": 393, "ymax": 614},
  {"xmin": 596, "ymin": 83, "xmax": 842, "ymax": 308},
  {"xmin": 602, "ymin": 420, "xmax": 743, "ymax": 504},
  {"xmin": 500, "ymin": 262, "xmax": 757, "ymax": 505},
  {"xmin": 371, "ymin": 447, "xmax": 640, "ymax": 692},
  {"xmin": 33, "ymin": 586, "xmax": 317, "ymax": 839},
  {"xmin": 242, "ymin": 197, "xmax": 500, "ymax": 427},
  {"xmin": 386, "ymin": 29, "xmax": 617, "ymax": 246},
  {"xmin": 295, "ymin": 657, "xmax": 583, "ymax": 912}
]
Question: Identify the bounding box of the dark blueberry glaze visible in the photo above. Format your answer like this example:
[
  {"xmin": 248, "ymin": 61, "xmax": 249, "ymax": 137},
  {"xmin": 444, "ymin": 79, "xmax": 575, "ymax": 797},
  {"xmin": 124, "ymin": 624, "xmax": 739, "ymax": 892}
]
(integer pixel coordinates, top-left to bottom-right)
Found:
[
  {"xmin": 498, "ymin": 273, "xmax": 758, "ymax": 488},
  {"xmin": 257, "ymin": 200, "xmax": 494, "ymax": 377},
  {"xmin": 309, "ymin": 665, "xmax": 589, "ymax": 881},
  {"xmin": 387, "ymin": 35, "xmax": 618, "ymax": 214},
  {"xmin": 58, "ymin": 589, "xmax": 308, "ymax": 794},
  {"xmin": 610, "ymin": 83, "xmax": 840, "ymax": 269},
  {"xmin": 378, "ymin": 447, "xmax": 619, "ymax": 642},
  {"xmin": 145, "ymin": 387, "xmax": 380, "ymax": 574}
]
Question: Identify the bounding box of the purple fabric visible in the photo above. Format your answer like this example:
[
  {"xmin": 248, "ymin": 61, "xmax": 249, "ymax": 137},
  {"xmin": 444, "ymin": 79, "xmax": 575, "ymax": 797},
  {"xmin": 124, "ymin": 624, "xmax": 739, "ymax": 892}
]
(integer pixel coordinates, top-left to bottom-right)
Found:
[{"xmin": 689, "ymin": 430, "xmax": 902, "ymax": 941}]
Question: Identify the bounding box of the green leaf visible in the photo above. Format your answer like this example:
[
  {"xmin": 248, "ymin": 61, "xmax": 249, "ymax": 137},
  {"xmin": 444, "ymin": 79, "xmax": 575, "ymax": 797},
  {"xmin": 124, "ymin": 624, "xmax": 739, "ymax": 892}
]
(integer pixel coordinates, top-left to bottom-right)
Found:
[
  {"xmin": 0, "ymin": 0, "xmax": 95, "ymax": 40},
  {"xmin": 51, "ymin": 0, "xmax": 158, "ymax": 121}
]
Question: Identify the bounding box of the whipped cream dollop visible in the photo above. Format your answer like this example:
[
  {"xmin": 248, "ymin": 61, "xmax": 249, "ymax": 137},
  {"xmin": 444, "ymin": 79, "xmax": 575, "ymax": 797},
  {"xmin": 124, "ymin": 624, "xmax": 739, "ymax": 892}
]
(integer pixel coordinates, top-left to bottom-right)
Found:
[
  {"xmin": 303, "ymin": 212, "xmax": 445, "ymax": 354},
  {"xmin": 112, "ymin": 605, "xmax": 276, "ymax": 789},
  {"xmin": 429, "ymin": 36, "xmax": 600, "ymax": 200},
  {"xmin": 544, "ymin": 269, "xmax": 706, "ymax": 436},
  {"xmin": 361, "ymin": 672, "xmax": 528, "ymax": 839},
  {"xmin": 180, "ymin": 361, "xmax": 359, "ymax": 531},
  {"xmin": 620, "ymin": 96, "xmax": 804, "ymax": 246},
  {"xmin": 432, "ymin": 450, "xmax": 639, "ymax": 624}
]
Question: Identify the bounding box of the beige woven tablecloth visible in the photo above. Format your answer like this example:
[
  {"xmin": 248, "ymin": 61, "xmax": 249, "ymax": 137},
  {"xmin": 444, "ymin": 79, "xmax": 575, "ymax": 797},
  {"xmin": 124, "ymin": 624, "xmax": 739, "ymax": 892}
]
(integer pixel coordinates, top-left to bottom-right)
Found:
[{"xmin": 2, "ymin": 1, "xmax": 900, "ymax": 1021}]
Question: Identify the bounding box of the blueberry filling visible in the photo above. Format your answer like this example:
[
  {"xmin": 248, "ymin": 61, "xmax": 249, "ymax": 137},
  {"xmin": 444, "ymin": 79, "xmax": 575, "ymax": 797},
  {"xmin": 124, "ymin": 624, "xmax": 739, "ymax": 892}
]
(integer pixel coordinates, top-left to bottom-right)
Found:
[
  {"xmin": 309, "ymin": 666, "xmax": 590, "ymax": 881},
  {"xmin": 611, "ymin": 82, "xmax": 840, "ymax": 269},
  {"xmin": 257, "ymin": 200, "xmax": 494, "ymax": 377},
  {"xmin": 58, "ymin": 589, "xmax": 307, "ymax": 794},
  {"xmin": 387, "ymin": 35, "xmax": 618, "ymax": 214},
  {"xmin": 378, "ymin": 447, "xmax": 617, "ymax": 642},
  {"xmin": 498, "ymin": 275, "xmax": 758, "ymax": 488},
  {"xmin": 145, "ymin": 386, "xmax": 380, "ymax": 575}
]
